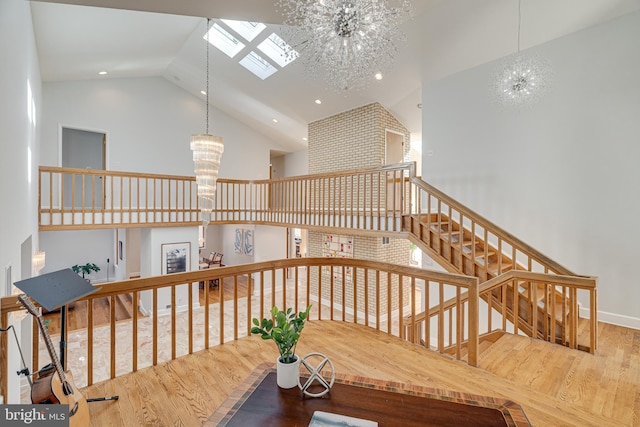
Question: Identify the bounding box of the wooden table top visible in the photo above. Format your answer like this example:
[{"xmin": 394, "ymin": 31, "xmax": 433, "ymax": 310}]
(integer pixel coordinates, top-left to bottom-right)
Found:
[{"xmin": 205, "ymin": 363, "xmax": 532, "ymax": 427}]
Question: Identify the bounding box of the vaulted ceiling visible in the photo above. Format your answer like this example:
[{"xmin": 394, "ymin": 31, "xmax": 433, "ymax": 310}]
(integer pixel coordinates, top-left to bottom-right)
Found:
[{"xmin": 30, "ymin": 0, "xmax": 640, "ymax": 152}]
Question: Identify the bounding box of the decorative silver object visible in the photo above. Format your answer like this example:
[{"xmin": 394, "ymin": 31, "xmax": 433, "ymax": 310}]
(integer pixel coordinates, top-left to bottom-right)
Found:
[{"xmin": 298, "ymin": 352, "xmax": 335, "ymax": 398}]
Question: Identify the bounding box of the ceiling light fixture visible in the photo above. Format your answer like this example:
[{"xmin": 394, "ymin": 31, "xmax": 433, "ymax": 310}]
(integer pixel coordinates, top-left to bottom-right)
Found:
[
  {"xmin": 315, "ymin": 99, "xmax": 322, "ymax": 105},
  {"xmin": 98, "ymin": 71, "xmax": 107, "ymax": 75},
  {"xmin": 374, "ymin": 72, "xmax": 383, "ymax": 80},
  {"xmin": 191, "ymin": 18, "xmax": 224, "ymax": 226},
  {"xmin": 495, "ymin": 0, "xmax": 549, "ymax": 107},
  {"xmin": 272, "ymin": 118, "xmax": 279, "ymax": 123},
  {"xmin": 277, "ymin": 0, "xmax": 412, "ymax": 91}
]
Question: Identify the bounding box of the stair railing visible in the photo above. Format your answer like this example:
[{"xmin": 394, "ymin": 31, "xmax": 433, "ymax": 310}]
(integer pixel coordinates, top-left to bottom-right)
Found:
[
  {"xmin": 406, "ymin": 174, "xmax": 574, "ymax": 278},
  {"xmin": 405, "ymin": 270, "xmax": 597, "ymax": 358}
]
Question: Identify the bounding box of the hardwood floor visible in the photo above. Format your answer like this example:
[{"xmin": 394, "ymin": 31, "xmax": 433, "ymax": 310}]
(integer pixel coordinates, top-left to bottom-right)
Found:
[
  {"xmin": 43, "ymin": 295, "xmax": 134, "ymax": 335},
  {"xmin": 82, "ymin": 320, "xmax": 639, "ymax": 427}
]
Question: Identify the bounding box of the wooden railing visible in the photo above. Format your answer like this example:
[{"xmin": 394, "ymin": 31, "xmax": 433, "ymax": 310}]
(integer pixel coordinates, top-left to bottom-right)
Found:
[
  {"xmin": 39, "ymin": 164, "xmax": 411, "ymax": 232},
  {"xmin": 0, "ymin": 257, "xmax": 478, "ymax": 402},
  {"xmin": 35, "ymin": 163, "xmax": 598, "ymax": 363},
  {"xmin": 479, "ymin": 271, "xmax": 597, "ymax": 352},
  {"xmin": 39, "ymin": 166, "xmax": 200, "ymax": 230},
  {"xmin": 406, "ymin": 271, "xmax": 597, "ymax": 355}
]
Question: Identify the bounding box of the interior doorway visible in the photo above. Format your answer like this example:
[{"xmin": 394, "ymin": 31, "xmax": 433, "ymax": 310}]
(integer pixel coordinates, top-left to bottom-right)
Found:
[
  {"xmin": 61, "ymin": 127, "xmax": 106, "ymax": 209},
  {"xmin": 385, "ymin": 130, "xmax": 404, "ymax": 165}
]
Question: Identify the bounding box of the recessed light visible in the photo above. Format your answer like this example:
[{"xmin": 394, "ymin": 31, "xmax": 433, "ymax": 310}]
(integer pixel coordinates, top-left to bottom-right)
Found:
[
  {"xmin": 302, "ymin": 137, "xmax": 308, "ymax": 141},
  {"xmin": 315, "ymin": 99, "xmax": 322, "ymax": 105},
  {"xmin": 98, "ymin": 71, "xmax": 108, "ymax": 75},
  {"xmin": 272, "ymin": 118, "xmax": 278, "ymax": 123},
  {"xmin": 201, "ymin": 90, "xmax": 207, "ymax": 96},
  {"xmin": 374, "ymin": 72, "xmax": 383, "ymax": 80}
]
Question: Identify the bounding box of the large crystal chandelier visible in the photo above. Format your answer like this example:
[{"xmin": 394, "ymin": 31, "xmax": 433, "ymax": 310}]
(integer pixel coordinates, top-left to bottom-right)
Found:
[
  {"xmin": 277, "ymin": 0, "xmax": 412, "ymax": 91},
  {"xmin": 191, "ymin": 18, "xmax": 224, "ymax": 224},
  {"xmin": 495, "ymin": 0, "xmax": 549, "ymax": 107}
]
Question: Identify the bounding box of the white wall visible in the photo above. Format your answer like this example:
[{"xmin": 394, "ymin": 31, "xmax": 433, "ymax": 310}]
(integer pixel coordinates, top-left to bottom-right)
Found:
[
  {"xmin": 41, "ymin": 76, "xmax": 279, "ymax": 179},
  {"xmin": 39, "ymin": 229, "xmax": 113, "ymax": 282},
  {"xmin": 422, "ymin": 11, "xmax": 640, "ymax": 326},
  {"xmin": 0, "ymin": 0, "xmax": 41, "ymax": 292},
  {"xmin": 38, "ymin": 76, "xmax": 284, "ymax": 281},
  {"xmin": 139, "ymin": 227, "xmax": 199, "ymax": 316},
  {"xmin": 284, "ymin": 149, "xmax": 309, "ymax": 177},
  {"xmin": 0, "ymin": 0, "xmax": 42, "ymax": 404}
]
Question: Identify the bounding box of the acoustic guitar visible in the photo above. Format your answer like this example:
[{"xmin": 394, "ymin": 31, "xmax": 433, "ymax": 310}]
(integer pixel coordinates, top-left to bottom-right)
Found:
[{"xmin": 18, "ymin": 294, "xmax": 90, "ymax": 427}]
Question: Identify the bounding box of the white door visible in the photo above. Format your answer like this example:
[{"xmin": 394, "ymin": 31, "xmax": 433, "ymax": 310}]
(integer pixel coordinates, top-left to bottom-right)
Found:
[{"xmin": 61, "ymin": 127, "xmax": 105, "ymax": 209}]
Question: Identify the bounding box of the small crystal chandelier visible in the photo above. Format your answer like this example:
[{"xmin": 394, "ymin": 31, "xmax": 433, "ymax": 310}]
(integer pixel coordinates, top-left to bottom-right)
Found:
[
  {"xmin": 191, "ymin": 18, "xmax": 224, "ymax": 225},
  {"xmin": 495, "ymin": 0, "xmax": 549, "ymax": 106},
  {"xmin": 277, "ymin": 0, "xmax": 412, "ymax": 91}
]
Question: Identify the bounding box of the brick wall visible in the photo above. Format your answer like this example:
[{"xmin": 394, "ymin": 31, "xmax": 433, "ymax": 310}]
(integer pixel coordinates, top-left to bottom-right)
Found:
[{"xmin": 307, "ymin": 103, "xmax": 411, "ymax": 317}]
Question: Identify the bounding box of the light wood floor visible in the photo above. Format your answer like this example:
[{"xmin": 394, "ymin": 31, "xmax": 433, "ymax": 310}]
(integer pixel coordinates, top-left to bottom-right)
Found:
[{"xmin": 81, "ymin": 320, "xmax": 639, "ymax": 426}]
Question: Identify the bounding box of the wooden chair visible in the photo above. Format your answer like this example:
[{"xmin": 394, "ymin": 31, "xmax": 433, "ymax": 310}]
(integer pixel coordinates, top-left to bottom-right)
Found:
[
  {"xmin": 211, "ymin": 252, "xmax": 223, "ymax": 267},
  {"xmin": 205, "ymin": 252, "xmax": 223, "ymax": 287}
]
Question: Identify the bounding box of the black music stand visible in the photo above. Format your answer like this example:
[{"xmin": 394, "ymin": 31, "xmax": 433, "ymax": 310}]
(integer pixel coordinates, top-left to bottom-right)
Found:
[{"xmin": 14, "ymin": 268, "xmax": 118, "ymax": 403}]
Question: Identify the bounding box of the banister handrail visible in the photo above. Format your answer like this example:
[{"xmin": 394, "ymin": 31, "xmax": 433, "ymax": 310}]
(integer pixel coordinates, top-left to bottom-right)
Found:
[
  {"xmin": 479, "ymin": 270, "xmax": 597, "ymax": 292},
  {"xmin": 409, "ymin": 176, "xmax": 574, "ymax": 276},
  {"xmin": 406, "ymin": 270, "xmax": 597, "ymax": 324},
  {"xmin": 217, "ymin": 162, "xmax": 416, "ymax": 185},
  {"xmin": 39, "ymin": 165, "xmax": 196, "ymax": 181},
  {"xmin": 1, "ymin": 257, "xmax": 476, "ymax": 313},
  {"xmin": 1, "ymin": 256, "xmax": 480, "ymax": 402}
]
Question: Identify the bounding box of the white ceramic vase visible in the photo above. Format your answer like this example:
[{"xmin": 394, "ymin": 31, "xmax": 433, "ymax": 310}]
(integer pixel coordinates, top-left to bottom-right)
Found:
[{"xmin": 276, "ymin": 355, "xmax": 300, "ymax": 389}]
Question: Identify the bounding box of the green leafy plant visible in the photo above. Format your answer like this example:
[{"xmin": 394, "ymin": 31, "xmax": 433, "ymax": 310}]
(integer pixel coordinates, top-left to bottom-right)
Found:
[
  {"xmin": 251, "ymin": 305, "xmax": 311, "ymax": 364},
  {"xmin": 72, "ymin": 263, "xmax": 100, "ymax": 279}
]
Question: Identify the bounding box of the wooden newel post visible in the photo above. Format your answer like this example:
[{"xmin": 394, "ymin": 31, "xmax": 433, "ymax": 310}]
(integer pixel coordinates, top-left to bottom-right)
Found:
[{"xmin": 467, "ymin": 278, "xmax": 480, "ymax": 367}]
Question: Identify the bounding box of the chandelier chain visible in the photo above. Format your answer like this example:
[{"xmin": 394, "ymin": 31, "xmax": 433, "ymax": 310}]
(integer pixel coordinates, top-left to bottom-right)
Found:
[
  {"xmin": 205, "ymin": 18, "xmax": 210, "ymax": 135},
  {"xmin": 517, "ymin": 0, "xmax": 521, "ymax": 53}
]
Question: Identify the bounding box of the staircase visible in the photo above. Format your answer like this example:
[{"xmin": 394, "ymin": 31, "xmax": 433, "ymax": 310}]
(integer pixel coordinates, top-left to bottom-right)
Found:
[{"xmin": 403, "ymin": 180, "xmax": 597, "ymax": 355}]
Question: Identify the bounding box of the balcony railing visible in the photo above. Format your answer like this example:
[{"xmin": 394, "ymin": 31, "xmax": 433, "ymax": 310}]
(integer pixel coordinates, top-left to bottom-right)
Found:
[
  {"xmin": 38, "ymin": 164, "xmax": 413, "ymax": 232},
  {"xmin": 1, "ymin": 257, "xmax": 478, "ymax": 402}
]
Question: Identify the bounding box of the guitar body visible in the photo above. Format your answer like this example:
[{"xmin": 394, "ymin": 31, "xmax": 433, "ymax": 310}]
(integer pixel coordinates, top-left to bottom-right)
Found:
[
  {"xmin": 31, "ymin": 371, "xmax": 89, "ymax": 427},
  {"xmin": 32, "ymin": 369, "xmax": 89, "ymax": 427}
]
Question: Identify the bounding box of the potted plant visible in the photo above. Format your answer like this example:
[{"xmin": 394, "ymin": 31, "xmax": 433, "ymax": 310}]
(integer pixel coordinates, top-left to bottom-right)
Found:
[
  {"xmin": 251, "ymin": 305, "xmax": 311, "ymax": 388},
  {"xmin": 72, "ymin": 263, "xmax": 100, "ymax": 281}
]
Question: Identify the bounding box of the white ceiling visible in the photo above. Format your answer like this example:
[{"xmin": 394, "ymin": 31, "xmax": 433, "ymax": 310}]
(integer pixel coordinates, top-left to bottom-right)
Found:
[{"xmin": 30, "ymin": 0, "xmax": 640, "ymax": 153}]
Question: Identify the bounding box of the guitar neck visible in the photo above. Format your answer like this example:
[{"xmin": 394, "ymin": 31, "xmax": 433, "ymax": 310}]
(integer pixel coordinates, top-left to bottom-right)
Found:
[{"xmin": 19, "ymin": 295, "xmax": 68, "ymax": 383}]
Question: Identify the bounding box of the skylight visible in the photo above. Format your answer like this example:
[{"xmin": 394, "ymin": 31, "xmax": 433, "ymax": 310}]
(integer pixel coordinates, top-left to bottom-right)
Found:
[
  {"xmin": 239, "ymin": 51, "xmax": 277, "ymax": 80},
  {"xmin": 205, "ymin": 23, "xmax": 245, "ymax": 58},
  {"xmin": 221, "ymin": 19, "xmax": 266, "ymax": 42},
  {"xmin": 257, "ymin": 33, "xmax": 298, "ymax": 68}
]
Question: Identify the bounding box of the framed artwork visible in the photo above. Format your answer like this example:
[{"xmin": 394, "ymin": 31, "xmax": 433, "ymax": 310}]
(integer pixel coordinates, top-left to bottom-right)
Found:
[
  {"xmin": 162, "ymin": 242, "xmax": 190, "ymax": 275},
  {"xmin": 234, "ymin": 228, "xmax": 243, "ymax": 254},
  {"xmin": 244, "ymin": 229, "xmax": 254, "ymax": 256},
  {"xmin": 322, "ymin": 234, "xmax": 354, "ymax": 283}
]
